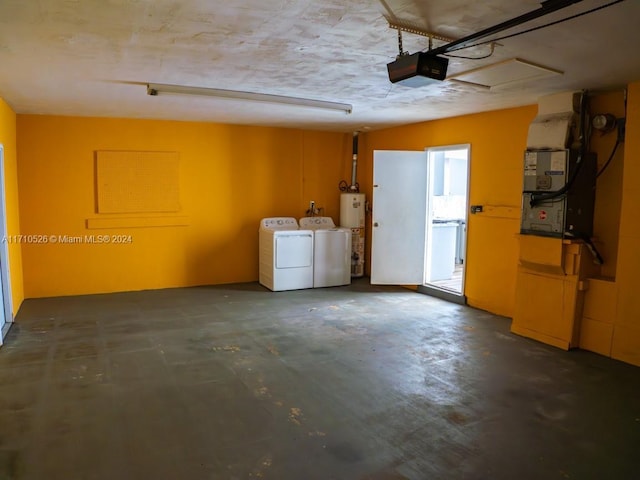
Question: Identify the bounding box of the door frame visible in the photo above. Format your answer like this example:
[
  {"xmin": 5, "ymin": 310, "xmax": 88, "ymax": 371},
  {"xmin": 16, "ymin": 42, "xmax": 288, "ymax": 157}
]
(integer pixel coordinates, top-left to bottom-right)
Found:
[
  {"xmin": 0, "ymin": 144, "xmax": 13, "ymax": 345},
  {"xmin": 419, "ymin": 143, "xmax": 471, "ymax": 304}
]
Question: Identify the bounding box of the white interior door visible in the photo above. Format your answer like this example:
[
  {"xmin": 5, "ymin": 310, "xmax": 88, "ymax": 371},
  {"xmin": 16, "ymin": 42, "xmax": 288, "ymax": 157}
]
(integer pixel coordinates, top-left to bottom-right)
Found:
[{"xmin": 371, "ymin": 150, "xmax": 428, "ymax": 284}]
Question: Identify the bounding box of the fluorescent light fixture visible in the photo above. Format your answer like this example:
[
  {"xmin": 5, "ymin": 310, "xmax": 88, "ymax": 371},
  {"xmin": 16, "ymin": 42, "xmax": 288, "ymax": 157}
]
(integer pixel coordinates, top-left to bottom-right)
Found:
[{"xmin": 147, "ymin": 83, "xmax": 352, "ymax": 114}]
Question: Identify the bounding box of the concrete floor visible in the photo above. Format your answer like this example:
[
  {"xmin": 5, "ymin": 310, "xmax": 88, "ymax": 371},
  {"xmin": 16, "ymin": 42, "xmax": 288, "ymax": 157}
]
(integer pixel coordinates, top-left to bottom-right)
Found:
[{"xmin": 0, "ymin": 279, "xmax": 638, "ymax": 480}]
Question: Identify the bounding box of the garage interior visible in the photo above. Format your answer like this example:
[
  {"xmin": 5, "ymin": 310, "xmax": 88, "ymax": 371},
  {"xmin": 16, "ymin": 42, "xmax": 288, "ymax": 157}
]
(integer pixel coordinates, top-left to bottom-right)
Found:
[{"xmin": 1, "ymin": 1, "xmax": 640, "ymax": 479}]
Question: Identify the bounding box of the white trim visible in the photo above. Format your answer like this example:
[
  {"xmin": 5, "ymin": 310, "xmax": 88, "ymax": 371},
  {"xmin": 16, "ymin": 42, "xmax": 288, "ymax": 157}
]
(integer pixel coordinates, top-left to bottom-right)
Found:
[
  {"xmin": 0, "ymin": 145, "xmax": 13, "ymax": 333},
  {"xmin": 423, "ymin": 143, "xmax": 471, "ymax": 298}
]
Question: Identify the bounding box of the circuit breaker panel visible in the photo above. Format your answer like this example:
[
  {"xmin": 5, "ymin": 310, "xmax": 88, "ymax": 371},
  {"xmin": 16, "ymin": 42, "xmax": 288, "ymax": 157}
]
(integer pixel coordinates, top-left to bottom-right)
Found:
[{"xmin": 520, "ymin": 149, "xmax": 596, "ymax": 238}]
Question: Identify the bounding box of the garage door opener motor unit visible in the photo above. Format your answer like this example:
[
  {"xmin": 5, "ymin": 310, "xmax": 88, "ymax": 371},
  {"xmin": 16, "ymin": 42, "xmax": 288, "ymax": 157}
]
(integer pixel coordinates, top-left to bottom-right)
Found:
[{"xmin": 387, "ymin": 52, "xmax": 449, "ymax": 87}]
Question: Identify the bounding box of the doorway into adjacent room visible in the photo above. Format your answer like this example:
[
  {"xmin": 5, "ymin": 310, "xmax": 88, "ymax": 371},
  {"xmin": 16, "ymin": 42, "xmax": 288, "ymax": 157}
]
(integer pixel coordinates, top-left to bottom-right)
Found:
[
  {"xmin": 423, "ymin": 146, "xmax": 469, "ymax": 295},
  {"xmin": 0, "ymin": 145, "xmax": 12, "ymax": 346},
  {"xmin": 370, "ymin": 145, "xmax": 470, "ymax": 303}
]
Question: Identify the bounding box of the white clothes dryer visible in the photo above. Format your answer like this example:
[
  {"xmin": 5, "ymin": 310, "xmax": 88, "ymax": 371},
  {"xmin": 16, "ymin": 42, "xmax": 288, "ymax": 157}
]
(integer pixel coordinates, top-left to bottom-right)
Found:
[
  {"xmin": 299, "ymin": 217, "xmax": 351, "ymax": 288},
  {"xmin": 259, "ymin": 217, "xmax": 314, "ymax": 291}
]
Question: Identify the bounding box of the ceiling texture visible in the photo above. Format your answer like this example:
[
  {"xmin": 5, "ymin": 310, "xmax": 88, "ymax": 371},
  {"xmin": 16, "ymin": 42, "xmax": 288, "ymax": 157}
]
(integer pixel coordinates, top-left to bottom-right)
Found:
[{"xmin": 0, "ymin": 0, "xmax": 638, "ymax": 131}]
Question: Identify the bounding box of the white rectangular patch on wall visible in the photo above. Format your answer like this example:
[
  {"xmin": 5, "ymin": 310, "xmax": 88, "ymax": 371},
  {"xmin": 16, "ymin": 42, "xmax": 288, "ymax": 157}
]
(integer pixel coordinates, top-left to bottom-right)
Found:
[
  {"xmin": 448, "ymin": 58, "xmax": 563, "ymax": 90},
  {"xmin": 96, "ymin": 151, "xmax": 180, "ymax": 213}
]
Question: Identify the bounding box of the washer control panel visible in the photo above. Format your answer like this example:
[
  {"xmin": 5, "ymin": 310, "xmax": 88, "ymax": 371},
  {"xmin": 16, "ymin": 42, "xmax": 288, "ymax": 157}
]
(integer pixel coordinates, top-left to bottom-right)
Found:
[
  {"xmin": 260, "ymin": 217, "xmax": 299, "ymax": 230},
  {"xmin": 299, "ymin": 217, "xmax": 336, "ymax": 230}
]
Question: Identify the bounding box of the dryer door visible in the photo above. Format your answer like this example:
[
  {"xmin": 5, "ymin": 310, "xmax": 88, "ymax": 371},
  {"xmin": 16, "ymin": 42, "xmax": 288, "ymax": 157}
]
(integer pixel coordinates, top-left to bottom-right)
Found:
[{"xmin": 275, "ymin": 233, "xmax": 313, "ymax": 268}]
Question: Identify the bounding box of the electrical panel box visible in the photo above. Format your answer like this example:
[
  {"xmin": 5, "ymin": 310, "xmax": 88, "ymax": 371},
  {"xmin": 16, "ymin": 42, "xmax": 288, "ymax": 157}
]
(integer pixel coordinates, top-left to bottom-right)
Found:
[{"xmin": 520, "ymin": 149, "xmax": 596, "ymax": 238}]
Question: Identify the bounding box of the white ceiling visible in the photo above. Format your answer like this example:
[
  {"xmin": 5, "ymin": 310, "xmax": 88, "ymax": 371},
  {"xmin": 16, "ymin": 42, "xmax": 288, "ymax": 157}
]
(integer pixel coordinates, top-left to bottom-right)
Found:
[{"xmin": 0, "ymin": 0, "xmax": 638, "ymax": 132}]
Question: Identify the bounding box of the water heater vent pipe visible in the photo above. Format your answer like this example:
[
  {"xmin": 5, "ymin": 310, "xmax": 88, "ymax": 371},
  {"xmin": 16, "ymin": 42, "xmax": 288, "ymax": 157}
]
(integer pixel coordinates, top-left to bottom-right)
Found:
[{"xmin": 350, "ymin": 132, "xmax": 359, "ymax": 191}]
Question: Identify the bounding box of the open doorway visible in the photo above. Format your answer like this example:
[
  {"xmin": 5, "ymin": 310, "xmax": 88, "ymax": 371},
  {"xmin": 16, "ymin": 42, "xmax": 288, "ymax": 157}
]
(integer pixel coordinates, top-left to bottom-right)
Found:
[
  {"xmin": 0, "ymin": 145, "xmax": 12, "ymax": 346},
  {"xmin": 370, "ymin": 146, "xmax": 470, "ymax": 304},
  {"xmin": 423, "ymin": 146, "xmax": 469, "ymax": 296}
]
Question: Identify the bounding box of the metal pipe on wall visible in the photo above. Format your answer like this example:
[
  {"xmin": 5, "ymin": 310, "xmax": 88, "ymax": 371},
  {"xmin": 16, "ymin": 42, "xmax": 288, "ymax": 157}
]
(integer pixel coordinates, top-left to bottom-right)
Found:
[{"xmin": 351, "ymin": 132, "xmax": 359, "ymax": 189}]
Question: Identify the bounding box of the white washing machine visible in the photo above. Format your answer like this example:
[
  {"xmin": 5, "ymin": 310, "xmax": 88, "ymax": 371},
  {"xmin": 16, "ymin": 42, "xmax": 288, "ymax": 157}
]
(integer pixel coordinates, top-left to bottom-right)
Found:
[
  {"xmin": 259, "ymin": 217, "xmax": 314, "ymax": 291},
  {"xmin": 299, "ymin": 217, "xmax": 351, "ymax": 288}
]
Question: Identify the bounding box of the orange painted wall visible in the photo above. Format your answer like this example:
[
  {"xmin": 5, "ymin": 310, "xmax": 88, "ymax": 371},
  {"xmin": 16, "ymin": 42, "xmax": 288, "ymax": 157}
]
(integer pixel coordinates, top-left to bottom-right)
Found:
[
  {"xmin": 361, "ymin": 106, "xmax": 537, "ymax": 318},
  {"xmin": 0, "ymin": 98, "xmax": 24, "ymax": 316},
  {"xmin": 14, "ymin": 92, "xmax": 640, "ymax": 367},
  {"xmin": 17, "ymin": 115, "xmax": 351, "ymax": 298},
  {"xmin": 359, "ymin": 92, "xmax": 638, "ymax": 364},
  {"xmin": 575, "ymin": 91, "xmax": 626, "ymax": 360},
  {"xmin": 612, "ymin": 81, "xmax": 640, "ymax": 366},
  {"xmin": 589, "ymin": 90, "xmax": 626, "ymax": 279}
]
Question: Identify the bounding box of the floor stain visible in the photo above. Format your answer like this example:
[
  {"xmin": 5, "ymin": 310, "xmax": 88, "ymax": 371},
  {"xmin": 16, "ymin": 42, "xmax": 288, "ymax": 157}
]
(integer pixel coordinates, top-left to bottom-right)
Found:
[
  {"xmin": 249, "ymin": 454, "xmax": 272, "ymax": 478},
  {"xmin": 255, "ymin": 386, "xmax": 269, "ymax": 397},
  {"xmin": 212, "ymin": 345, "xmax": 240, "ymax": 353},
  {"xmin": 288, "ymin": 407, "xmax": 303, "ymax": 426},
  {"xmin": 360, "ymin": 473, "xmax": 410, "ymax": 480},
  {"xmin": 495, "ymin": 332, "xmax": 516, "ymax": 342},
  {"xmin": 266, "ymin": 345, "xmax": 280, "ymax": 356},
  {"xmin": 0, "ymin": 450, "xmax": 22, "ymax": 479},
  {"xmin": 446, "ymin": 410, "xmax": 469, "ymax": 425},
  {"xmin": 325, "ymin": 442, "xmax": 363, "ymax": 463},
  {"xmin": 535, "ymin": 404, "xmax": 567, "ymax": 421}
]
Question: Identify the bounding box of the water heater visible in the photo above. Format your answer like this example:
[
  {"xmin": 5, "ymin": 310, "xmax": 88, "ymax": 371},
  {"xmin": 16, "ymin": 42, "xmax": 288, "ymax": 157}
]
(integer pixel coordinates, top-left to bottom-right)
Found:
[{"xmin": 340, "ymin": 193, "xmax": 365, "ymax": 277}]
